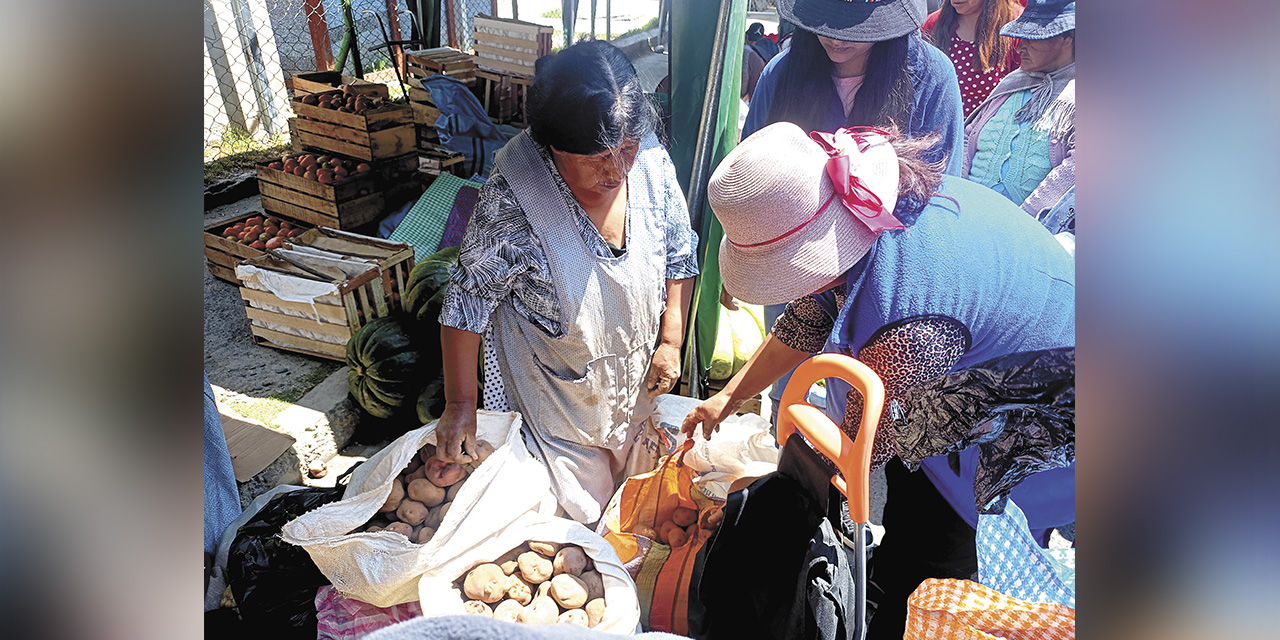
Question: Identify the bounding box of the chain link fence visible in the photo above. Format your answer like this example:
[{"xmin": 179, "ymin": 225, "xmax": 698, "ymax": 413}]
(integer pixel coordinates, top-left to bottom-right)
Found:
[{"xmin": 204, "ymin": 0, "xmax": 415, "ymax": 164}]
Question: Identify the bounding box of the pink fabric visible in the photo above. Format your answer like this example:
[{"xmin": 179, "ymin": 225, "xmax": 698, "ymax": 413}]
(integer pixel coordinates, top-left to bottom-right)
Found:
[
  {"xmin": 315, "ymin": 586, "xmax": 423, "ymax": 640},
  {"xmin": 831, "ymin": 74, "xmax": 864, "ymax": 117}
]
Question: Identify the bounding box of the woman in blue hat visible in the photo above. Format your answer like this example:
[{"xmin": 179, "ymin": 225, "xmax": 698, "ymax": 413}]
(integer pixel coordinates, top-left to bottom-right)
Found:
[{"xmin": 962, "ymin": 0, "xmax": 1075, "ymax": 225}]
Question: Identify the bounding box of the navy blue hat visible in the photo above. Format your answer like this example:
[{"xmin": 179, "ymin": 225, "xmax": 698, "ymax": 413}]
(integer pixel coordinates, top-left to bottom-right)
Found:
[
  {"xmin": 1000, "ymin": 0, "xmax": 1075, "ymax": 40},
  {"xmin": 777, "ymin": 0, "xmax": 927, "ymax": 42}
]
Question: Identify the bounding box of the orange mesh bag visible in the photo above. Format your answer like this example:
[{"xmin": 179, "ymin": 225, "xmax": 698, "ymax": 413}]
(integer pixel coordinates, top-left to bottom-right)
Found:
[
  {"xmin": 599, "ymin": 440, "xmax": 720, "ymax": 634},
  {"xmin": 905, "ymin": 578, "xmax": 1076, "ymax": 640}
]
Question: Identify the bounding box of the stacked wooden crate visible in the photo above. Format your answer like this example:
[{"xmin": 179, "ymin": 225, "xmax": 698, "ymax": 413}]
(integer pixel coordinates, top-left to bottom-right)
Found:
[
  {"xmin": 472, "ymin": 15, "xmax": 552, "ymax": 77},
  {"xmin": 255, "ymin": 152, "xmax": 417, "ymax": 230},
  {"xmin": 471, "ymin": 15, "xmax": 550, "ymax": 126},
  {"xmin": 235, "ymin": 230, "xmax": 415, "ymax": 361},
  {"xmin": 404, "ymin": 47, "xmax": 477, "ymax": 84},
  {"xmin": 288, "ymin": 71, "xmax": 389, "ymax": 99},
  {"xmin": 282, "ymin": 89, "xmax": 423, "ymax": 222}
]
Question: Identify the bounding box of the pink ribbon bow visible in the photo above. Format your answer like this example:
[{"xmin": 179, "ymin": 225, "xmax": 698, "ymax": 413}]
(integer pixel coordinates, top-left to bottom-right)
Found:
[{"xmin": 809, "ymin": 127, "xmax": 904, "ymax": 233}]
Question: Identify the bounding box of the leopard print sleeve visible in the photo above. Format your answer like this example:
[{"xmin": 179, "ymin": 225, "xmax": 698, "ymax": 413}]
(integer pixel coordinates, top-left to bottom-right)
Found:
[
  {"xmin": 772, "ymin": 285, "xmax": 848, "ymax": 353},
  {"xmin": 842, "ymin": 315, "xmax": 970, "ymax": 470}
]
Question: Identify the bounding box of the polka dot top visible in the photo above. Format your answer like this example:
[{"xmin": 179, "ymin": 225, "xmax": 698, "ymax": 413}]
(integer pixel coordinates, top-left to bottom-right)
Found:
[{"xmin": 946, "ymin": 34, "xmax": 1020, "ymax": 117}]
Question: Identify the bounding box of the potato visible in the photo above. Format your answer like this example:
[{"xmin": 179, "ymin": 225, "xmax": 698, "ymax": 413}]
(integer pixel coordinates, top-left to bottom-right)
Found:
[
  {"xmin": 529, "ymin": 541, "xmax": 561, "ymax": 557},
  {"xmin": 493, "ymin": 599, "xmax": 523, "ymax": 622},
  {"xmin": 463, "ymin": 564, "xmax": 509, "ymax": 604},
  {"xmin": 416, "ymin": 526, "xmax": 437, "ymax": 544},
  {"xmin": 379, "ymin": 479, "xmax": 405, "ymax": 513},
  {"xmin": 408, "ymin": 465, "xmax": 428, "ymax": 482},
  {"xmin": 473, "ymin": 440, "xmax": 496, "ymax": 463},
  {"xmin": 463, "ymin": 600, "xmax": 492, "ymax": 616},
  {"xmin": 407, "ymin": 478, "xmax": 446, "ymax": 507},
  {"xmin": 445, "ymin": 479, "xmax": 465, "ymax": 503},
  {"xmin": 518, "ymin": 551, "xmax": 553, "ymax": 584},
  {"xmin": 585, "ymin": 598, "xmax": 606, "ymax": 628},
  {"xmin": 549, "ymin": 574, "xmax": 589, "ymax": 609},
  {"xmin": 405, "ymin": 456, "xmax": 423, "ymax": 474},
  {"xmin": 579, "ymin": 570, "xmax": 605, "ymax": 602},
  {"xmin": 666, "ymin": 526, "xmax": 689, "ymax": 548},
  {"xmin": 657, "ymin": 520, "xmax": 681, "ymax": 545},
  {"xmin": 438, "ymin": 501, "xmax": 452, "ymax": 522},
  {"xmin": 672, "ymin": 506, "xmax": 698, "ymax": 528},
  {"xmin": 365, "ymin": 525, "xmax": 383, "ymax": 533},
  {"xmin": 536, "ymin": 580, "xmax": 553, "ymax": 600},
  {"xmin": 553, "ymin": 546, "xmax": 588, "ymax": 576},
  {"xmin": 396, "ymin": 499, "xmax": 429, "ymax": 526},
  {"xmin": 421, "ymin": 505, "xmax": 443, "ymax": 530},
  {"xmin": 506, "ymin": 573, "xmax": 533, "ymax": 605},
  {"xmin": 632, "ymin": 524, "xmax": 658, "ymax": 540},
  {"xmin": 558, "ymin": 609, "xmax": 589, "ymax": 626},
  {"xmin": 384, "ymin": 522, "xmax": 413, "ymax": 537},
  {"xmin": 518, "ymin": 596, "xmax": 559, "ymax": 624},
  {"xmin": 425, "ymin": 457, "xmax": 466, "ymax": 487},
  {"xmin": 703, "ymin": 506, "xmax": 725, "ymax": 530}
]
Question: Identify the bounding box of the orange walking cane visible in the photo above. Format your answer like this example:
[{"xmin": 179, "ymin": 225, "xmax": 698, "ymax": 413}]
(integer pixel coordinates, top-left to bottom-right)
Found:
[{"xmin": 776, "ymin": 353, "xmax": 884, "ymax": 640}]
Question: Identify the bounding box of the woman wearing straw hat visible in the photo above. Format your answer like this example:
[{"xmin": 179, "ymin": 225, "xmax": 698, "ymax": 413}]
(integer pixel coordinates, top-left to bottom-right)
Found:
[
  {"xmin": 682, "ymin": 122, "xmax": 1074, "ymax": 638},
  {"xmin": 435, "ymin": 41, "xmax": 698, "ymax": 524},
  {"xmin": 963, "ymin": 0, "xmax": 1075, "ymax": 222},
  {"xmin": 736, "ymin": 0, "xmax": 967, "ymax": 426}
]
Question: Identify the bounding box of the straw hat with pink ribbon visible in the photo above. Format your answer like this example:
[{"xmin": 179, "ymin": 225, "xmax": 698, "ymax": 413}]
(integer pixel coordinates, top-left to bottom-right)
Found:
[{"xmin": 709, "ymin": 121, "xmax": 903, "ymax": 306}]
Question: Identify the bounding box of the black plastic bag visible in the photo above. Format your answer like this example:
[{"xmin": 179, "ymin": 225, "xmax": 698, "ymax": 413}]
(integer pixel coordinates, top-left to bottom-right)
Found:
[
  {"xmin": 225, "ymin": 487, "xmax": 344, "ymax": 637},
  {"xmin": 891, "ymin": 348, "xmax": 1075, "ymax": 514}
]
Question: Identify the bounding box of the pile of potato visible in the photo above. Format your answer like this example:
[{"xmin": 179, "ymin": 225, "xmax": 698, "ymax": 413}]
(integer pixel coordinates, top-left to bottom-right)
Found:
[
  {"xmin": 352, "ymin": 440, "xmax": 497, "ymax": 543},
  {"xmin": 629, "ymin": 505, "xmax": 724, "ymax": 548},
  {"xmin": 456, "ymin": 542, "xmax": 608, "ymax": 627}
]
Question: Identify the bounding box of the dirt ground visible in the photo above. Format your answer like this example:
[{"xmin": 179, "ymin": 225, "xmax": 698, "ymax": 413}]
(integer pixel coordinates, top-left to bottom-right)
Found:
[{"xmin": 203, "ymin": 182, "xmax": 340, "ymax": 416}]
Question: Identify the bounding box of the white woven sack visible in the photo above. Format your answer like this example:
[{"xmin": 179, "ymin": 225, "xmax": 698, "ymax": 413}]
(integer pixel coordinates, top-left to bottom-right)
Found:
[
  {"xmin": 417, "ymin": 511, "xmax": 642, "ymax": 633},
  {"xmin": 280, "ymin": 411, "xmax": 558, "ymax": 607}
]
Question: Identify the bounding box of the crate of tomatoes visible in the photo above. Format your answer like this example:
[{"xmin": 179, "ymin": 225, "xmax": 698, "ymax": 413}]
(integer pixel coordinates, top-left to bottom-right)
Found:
[
  {"xmin": 256, "ymin": 152, "xmax": 407, "ymax": 231},
  {"xmin": 204, "ymin": 212, "xmax": 309, "ymax": 285}
]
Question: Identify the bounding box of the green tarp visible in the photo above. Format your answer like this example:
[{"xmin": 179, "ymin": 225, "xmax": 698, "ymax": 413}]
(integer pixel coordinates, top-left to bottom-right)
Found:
[{"xmin": 667, "ymin": 0, "xmax": 746, "ymax": 396}]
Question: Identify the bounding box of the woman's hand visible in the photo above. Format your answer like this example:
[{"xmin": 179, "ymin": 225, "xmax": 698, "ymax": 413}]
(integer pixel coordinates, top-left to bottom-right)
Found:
[
  {"xmin": 719, "ymin": 284, "xmax": 740, "ymax": 310},
  {"xmin": 435, "ymin": 401, "xmax": 478, "ymax": 464},
  {"xmin": 681, "ymin": 391, "xmax": 743, "ymax": 440},
  {"xmin": 646, "ymin": 342, "xmax": 681, "ymax": 397}
]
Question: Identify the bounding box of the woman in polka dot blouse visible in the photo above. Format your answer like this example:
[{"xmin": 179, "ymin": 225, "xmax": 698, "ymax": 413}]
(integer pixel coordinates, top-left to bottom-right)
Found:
[{"xmin": 922, "ymin": 0, "xmax": 1024, "ymax": 117}]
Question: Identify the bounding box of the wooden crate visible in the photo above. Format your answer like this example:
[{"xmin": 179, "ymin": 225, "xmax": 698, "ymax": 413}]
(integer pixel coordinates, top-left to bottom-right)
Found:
[
  {"xmin": 418, "ymin": 146, "xmax": 466, "ymax": 178},
  {"xmin": 475, "ymin": 69, "xmax": 533, "ymax": 125},
  {"xmin": 256, "ymin": 155, "xmax": 386, "ymax": 230},
  {"xmin": 472, "ymin": 15, "xmax": 552, "ymax": 78},
  {"xmin": 408, "ymin": 86, "xmax": 441, "ymax": 127},
  {"xmin": 236, "ymin": 234, "xmax": 415, "ymax": 362},
  {"xmin": 204, "ymin": 212, "xmax": 313, "ymax": 285},
  {"xmin": 290, "ymin": 91, "xmax": 414, "ymax": 161},
  {"xmin": 288, "ymin": 71, "xmax": 389, "ymax": 99},
  {"xmin": 405, "ymin": 47, "xmax": 477, "ymax": 84}
]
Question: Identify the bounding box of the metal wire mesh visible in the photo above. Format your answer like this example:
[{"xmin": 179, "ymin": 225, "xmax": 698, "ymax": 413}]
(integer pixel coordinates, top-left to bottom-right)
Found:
[{"xmin": 204, "ymin": 0, "xmax": 415, "ymax": 162}]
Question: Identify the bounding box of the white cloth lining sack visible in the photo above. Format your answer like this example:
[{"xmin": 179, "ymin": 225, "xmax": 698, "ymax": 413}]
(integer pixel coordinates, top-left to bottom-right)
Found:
[{"xmin": 280, "ymin": 411, "xmax": 559, "ymax": 607}]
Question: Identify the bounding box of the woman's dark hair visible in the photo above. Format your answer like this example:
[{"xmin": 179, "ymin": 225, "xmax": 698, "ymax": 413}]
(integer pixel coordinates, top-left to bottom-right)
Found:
[
  {"xmin": 527, "ymin": 40, "xmax": 658, "ymax": 155},
  {"xmin": 766, "ymin": 29, "xmax": 913, "ymax": 135},
  {"xmin": 886, "ymin": 126, "xmax": 946, "ymax": 217},
  {"xmin": 928, "ymin": 0, "xmax": 1019, "ymax": 74}
]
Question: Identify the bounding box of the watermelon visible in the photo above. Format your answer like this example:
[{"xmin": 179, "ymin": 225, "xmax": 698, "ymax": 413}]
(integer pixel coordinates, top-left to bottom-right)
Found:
[{"xmin": 709, "ymin": 305, "xmax": 735, "ymax": 380}]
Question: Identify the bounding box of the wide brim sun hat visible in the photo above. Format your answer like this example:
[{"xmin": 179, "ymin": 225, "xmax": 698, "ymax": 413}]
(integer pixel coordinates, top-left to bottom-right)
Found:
[
  {"xmin": 1000, "ymin": 0, "xmax": 1075, "ymax": 40},
  {"xmin": 777, "ymin": 0, "xmax": 927, "ymax": 43},
  {"xmin": 709, "ymin": 122, "xmax": 899, "ymax": 306}
]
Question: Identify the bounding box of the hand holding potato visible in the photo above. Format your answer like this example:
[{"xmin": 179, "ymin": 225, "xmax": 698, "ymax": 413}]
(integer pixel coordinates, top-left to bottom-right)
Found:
[{"xmin": 435, "ymin": 402, "xmax": 477, "ymax": 464}]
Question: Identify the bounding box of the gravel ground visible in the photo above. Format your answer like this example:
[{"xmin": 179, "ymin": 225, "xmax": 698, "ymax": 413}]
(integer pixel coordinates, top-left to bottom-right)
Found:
[{"xmin": 203, "ymin": 184, "xmax": 339, "ymax": 410}]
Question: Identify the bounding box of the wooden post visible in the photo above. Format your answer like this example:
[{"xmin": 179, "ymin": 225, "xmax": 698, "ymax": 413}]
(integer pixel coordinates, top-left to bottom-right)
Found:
[
  {"xmin": 444, "ymin": 0, "xmax": 458, "ymax": 48},
  {"xmin": 386, "ymin": 0, "xmax": 405, "ymax": 77},
  {"xmin": 303, "ymin": 0, "xmax": 334, "ymax": 71}
]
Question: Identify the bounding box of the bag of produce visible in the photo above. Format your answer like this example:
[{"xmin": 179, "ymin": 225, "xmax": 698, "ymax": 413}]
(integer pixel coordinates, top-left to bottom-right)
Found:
[
  {"xmin": 281, "ymin": 411, "xmax": 558, "ymax": 607},
  {"xmin": 596, "ymin": 441, "xmax": 725, "ymax": 634},
  {"xmin": 416, "ymin": 511, "xmax": 642, "ymax": 633}
]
